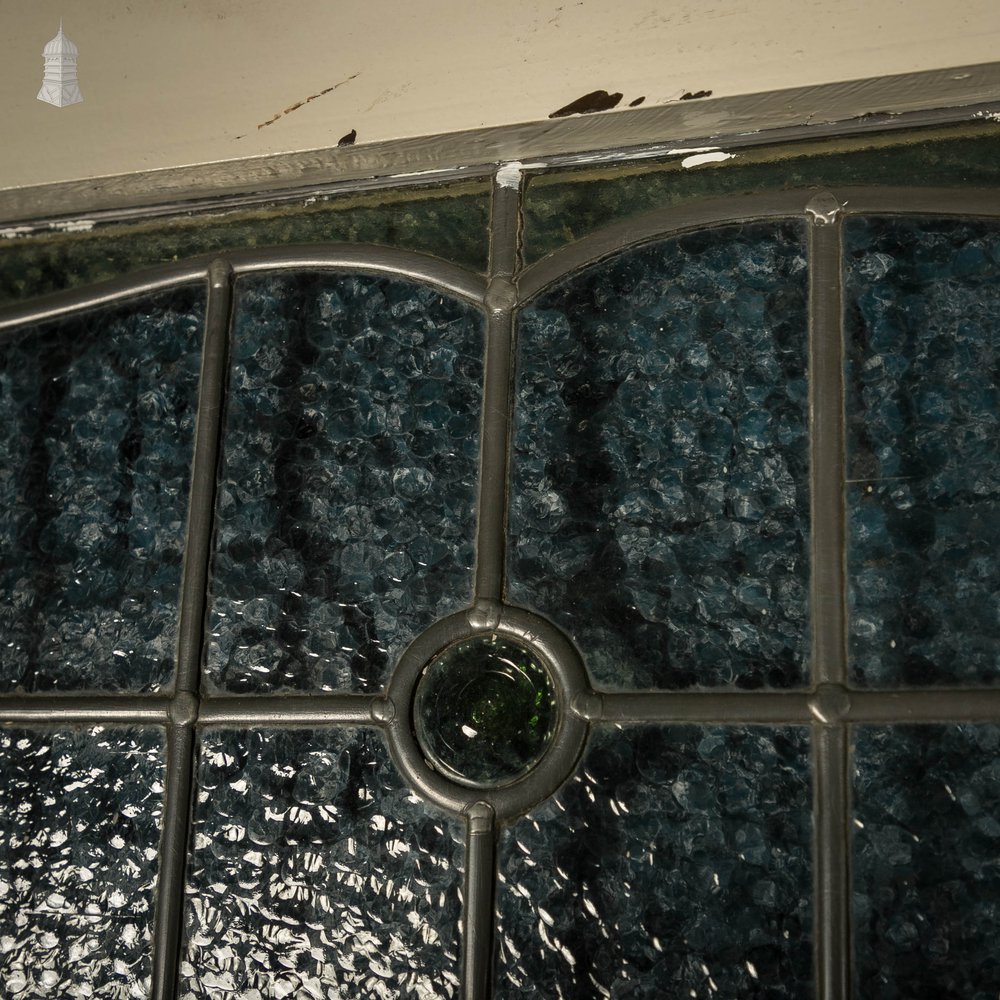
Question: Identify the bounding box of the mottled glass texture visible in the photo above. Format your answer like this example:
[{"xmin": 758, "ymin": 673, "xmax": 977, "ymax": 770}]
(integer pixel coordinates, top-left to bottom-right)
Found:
[
  {"xmin": 523, "ymin": 126, "xmax": 1000, "ymax": 263},
  {"xmin": 182, "ymin": 728, "xmax": 462, "ymax": 999},
  {"xmin": 0, "ymin": 182, "xmax": 490, "ymax": 306},
  {"xmin": 206, "ymin": 273, "xmax": 483, "ymax": 693},
  {"xmin": 0, "ymin": 727, "xmax": 165, "ymax": 997},
  {"xmin": 510, "ymin": 223, "xmax": 810, "ymax": 689},
  {"xmin": 0, "ymin": 288, "xmax": 205, "ymax": 692},
  {"xmin": 846, "ymin": 217, "xmax": 1000, "ymax": 687},
  {"xmin": 496, "ymin": 725, "xmax": 813, "ymax": 999},
  {"xmin": 853, "ymin": 724, "xmax": 1000, "ymax": 998}
]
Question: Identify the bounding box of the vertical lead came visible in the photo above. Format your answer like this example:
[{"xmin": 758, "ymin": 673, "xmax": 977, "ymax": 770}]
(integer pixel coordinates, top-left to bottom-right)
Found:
[
  {"xmin": 150, "ymin": 260, "xmax": 233, "ymax": 1000},
  {"xmin": 464, "ymin": 163, "xmax": 525, "ymax": 999},
  {"xmin": 806, "ymin": 193, "xmax": 852, "ymax": 1000}
]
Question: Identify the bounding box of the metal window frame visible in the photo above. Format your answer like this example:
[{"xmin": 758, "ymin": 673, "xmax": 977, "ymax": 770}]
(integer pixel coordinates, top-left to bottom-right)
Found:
[{"xmin": 3, "ymin": 145, "xmax": 1000, "ymax": 1000}]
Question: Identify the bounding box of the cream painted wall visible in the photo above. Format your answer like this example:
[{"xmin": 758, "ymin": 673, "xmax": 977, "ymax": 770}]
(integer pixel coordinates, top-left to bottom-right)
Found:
[{"xmin": 2, "ymin": 0, "xmax": 999, "ymax": 191}]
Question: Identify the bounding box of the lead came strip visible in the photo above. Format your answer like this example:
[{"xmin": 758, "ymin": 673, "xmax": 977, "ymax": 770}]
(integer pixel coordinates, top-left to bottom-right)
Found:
[
  {"xmin": 806, "ymin": 198, "xmax": 852, "ymax": 1000},
  {"xmin": 150, "ymin": 261, "xmax": 233, "ymax": 1000}
]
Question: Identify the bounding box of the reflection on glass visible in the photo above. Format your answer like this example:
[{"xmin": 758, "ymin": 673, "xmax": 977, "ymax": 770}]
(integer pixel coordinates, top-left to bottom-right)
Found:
[
  {"xmin": 0, "ymin": 727, "xmax": 165, "ymax": 995},
  {"xmin": 414, "ymin": 635, "xmax": 557, "ymax": 786},
  {"xmin": 496, "ymin": 725, "xmax": 813, "ymax": 998},
  {"xmin": 182, "ymin": 728, "xmax": 463, "ymax": 997},
  {"xmin": 510, "ymin": 222, "xmax": 810, "ymax": 689},
  {"xmin": 206, "ymin": 273, "xmax": 483, "ymax": 693},
  {"xmin": 854, "ymin": 724, "xmax": 1000, "ymax": 997},
  {"xmin": 0, "ymin": 288, "xmax": 205, "ymax": 692}
]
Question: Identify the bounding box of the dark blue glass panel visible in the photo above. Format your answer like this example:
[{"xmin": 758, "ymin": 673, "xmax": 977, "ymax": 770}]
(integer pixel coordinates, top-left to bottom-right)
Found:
[
  {"xmin": 496, "ymin": 726, "xmax": 813, "ymax": 999},
  {"xmin": 853, "ymin": 724, "xmax": 1000, "ymax": 998},
  {"xmin": 509, "ymin": 222, "xmax": 810, "ymax": 689},
  {"xmin": 206, "ymin": 273, "xmax": 483, "ymax": 693},
  {"xmin": 0, "ymin": 289, "xmax": 205, "ymax": 692},
  {"xmin": 0, "ymin": 727, "xmax": 165, "ymax": 994},
  {"xmin": 846, "ymin": 217, "xmax": 1000, "ymax": 687},
  {"xmin": 182, "ymin": 728, "xmax": 463, "ymax": 997}
]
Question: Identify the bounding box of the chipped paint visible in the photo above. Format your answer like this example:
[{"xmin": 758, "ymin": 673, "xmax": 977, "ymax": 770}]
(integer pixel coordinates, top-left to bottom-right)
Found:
[
  {"xmin": 48, "ymin": 219, "xmax": 95, "ymax": 232},
  {"xmin": 680, "ymin": 151, "xmax": 734, "ymax": 168},
  {"xmin": 495, "ymin": 161, "xmax": 547, "ymax": 188},
  {"xmin": 496, "ymin": 162, "xmax": 526, "ymax": 190},
  {"xmin": 549, "ymin": 89, "xmax": 623, "ymax": 118},
  {"xmin": 495, "ymin": 162, "xmax": 523, "ymax": 189},
  {"xmin": 256, "ymin": 73, "xmax": 360, "ymax": 131},
  {"xmin": 668, "ymin": 145, "xmax": 722, "ymax": 156},
  {"xmin": 387, "ymin": 166, "xmax": 474, "ymax": 181}
]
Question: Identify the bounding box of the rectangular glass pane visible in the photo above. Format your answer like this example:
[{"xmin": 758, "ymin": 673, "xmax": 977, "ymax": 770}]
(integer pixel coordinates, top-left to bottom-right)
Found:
[
  {"xmin": 0, "ymin": 288, "xmax": 205, "ymax": 692},
  {"xmin": 846, "ymin": 217, "xmax": 1000, "ymax": 687},
  {"xmin": 853, "ymin": 724, "xmax": 1000, "ymax": 997},
  {"xmin": 182, "ymin": 728, "xmax": 462, "ymax": 997},
  {"xmin": 509, "ymin": 222, "xmax": 810, "ymax": 689},
  {"xmin": 496, "ymin": 725, "xmax": 813, "ymax": 998},
  {"xmin": 0, "ymin": 726, "xmax": 165, "ymax": 996},
  {"xmin": 205, "ymin": 273, "xmax": 483, "ymax": 693}
]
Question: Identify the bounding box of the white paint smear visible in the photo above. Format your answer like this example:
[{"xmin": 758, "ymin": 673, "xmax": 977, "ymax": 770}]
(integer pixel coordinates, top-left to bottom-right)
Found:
[
  {"xmin": 495, "ymin": 161, "xmax": 524, "ymax": 188},
  {"xmin": 681, "ymin": 151, "xmax": 735, "ymax": 168},
  {"xmin": 49, "ymin": 219, "xmax": 95, "ymax": 233},
  {"xmin": 495, "ymin": 161, "xmax": 545, "ymax": 188}
]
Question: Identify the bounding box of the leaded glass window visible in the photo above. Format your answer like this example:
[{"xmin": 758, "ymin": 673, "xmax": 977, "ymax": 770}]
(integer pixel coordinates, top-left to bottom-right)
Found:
[{"xmin": 3, "ymin": 120, "xmax": 1000, "ymax": 1000}]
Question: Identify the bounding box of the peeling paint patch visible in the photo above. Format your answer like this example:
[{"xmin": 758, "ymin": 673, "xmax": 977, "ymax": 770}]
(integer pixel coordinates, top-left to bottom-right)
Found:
[
  {"xmin": 389, "ymin": 167, "xmax": 472, "ymax": 181},
  {"xmin": 973, "ymin": 109, "xmax": 1000, "ymax": 122},
  {"xmin": 2, "ymin": 218, "xmax": 96, "ymax": 236},
  {"xmin": 681, "ymin": 151, "xmax": 734, "ymax": 169},
  {"xmin": 495, "ymin": 161, "xmax": 547, "ymax": 189},
  {"xmin": 668, "ymin": 146, "xmax": 721, "ymax": 156},
  {"xmin": 338, "ymin": 129, "xmax": 357, "ymax": 147},
  {"xmin": 680, "ymin": 89, "xmax": 713, "ymax": 100},
  {"xmin": 496, "ymin": 162, "xmax": 524, "ymax": 189},
  {"xmin": 628, "ymin": 96, "xmax": 646, "ymax": 108},
  {"xmin": 257, "ymin": 73, "xmax": 360, "ymax": 131},
  {"xmin": 549, "ymin": 90, "xmax": 623, "ymax": 118},
  {"xmin": 49, "ymin": 219, "xmax": 95, "ymax": 232}
]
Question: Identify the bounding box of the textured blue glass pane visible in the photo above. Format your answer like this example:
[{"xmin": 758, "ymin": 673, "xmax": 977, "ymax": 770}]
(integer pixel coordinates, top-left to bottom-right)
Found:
[
  {"xmin": 206, "ymin": 273, "xmax": 483, "ymax": 693},
  {"xmin": 509, "ymin": 222, "xmax": 810, "ymax": 689},
  {"xmin": 0, "ymin": 727, "xmax": 165, "ymax": 996},
  {"xmin": 854, "ymin": 725, "xmax": 1000, "ymax": 998},
  {"xmin": 496, "ymin": 726, "xmax": 813, "ymax": 998},
  {"xmin": 182, "ymin": 728, "xmax": 462, "ymax": 998},
  {"xmin": 846, "ymin": 217, "xmax": 1000, "ymax": 687},
  {"xmin": 0, "ymin": 288, "xmax": 205, "ymax": 692}
]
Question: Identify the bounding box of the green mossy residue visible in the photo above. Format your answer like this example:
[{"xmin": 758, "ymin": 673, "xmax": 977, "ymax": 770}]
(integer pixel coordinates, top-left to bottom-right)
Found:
[
  {"xmin": 523, "ymin": 122, "xmax": 1000, "ymax": 263},
  {"xmin": 0, "ymin": 180, "xmax": 490, "ymax": 306}
]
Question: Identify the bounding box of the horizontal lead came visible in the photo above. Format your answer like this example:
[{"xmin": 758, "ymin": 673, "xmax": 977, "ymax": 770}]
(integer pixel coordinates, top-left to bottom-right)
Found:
[
  {"xmin": 4, "ymin": 688, "xmax": 1000, "ymax": 729},
  {"xmin": 0, "ymin": 695, "xmax": 172, "ymax": 724},
  {"xmin": 593, "ymin": 687, "xmax": 1000, "ymax": 725}
]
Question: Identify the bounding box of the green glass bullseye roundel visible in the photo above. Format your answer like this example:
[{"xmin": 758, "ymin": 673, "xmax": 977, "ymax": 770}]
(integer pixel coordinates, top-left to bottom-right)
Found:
[{"xmin": 414, "ymin": 636, "xmax": 558, "ymax": 787}]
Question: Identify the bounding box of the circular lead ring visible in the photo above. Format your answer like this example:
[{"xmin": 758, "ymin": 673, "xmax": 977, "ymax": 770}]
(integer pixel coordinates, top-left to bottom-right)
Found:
[{"xmin": 384, "ymin": 605, "xmax": 591, "ymax": 821}]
